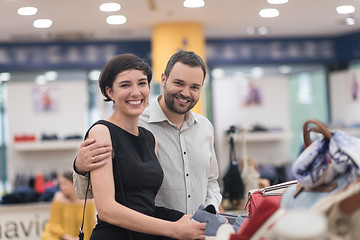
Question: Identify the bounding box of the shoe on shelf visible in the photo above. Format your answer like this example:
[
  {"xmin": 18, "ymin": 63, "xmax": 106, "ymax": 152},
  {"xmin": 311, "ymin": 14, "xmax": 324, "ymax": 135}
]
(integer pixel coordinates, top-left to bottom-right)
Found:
[{"xmin": 192, "ymin": 205, "xmax": 227, "ymax": 236}]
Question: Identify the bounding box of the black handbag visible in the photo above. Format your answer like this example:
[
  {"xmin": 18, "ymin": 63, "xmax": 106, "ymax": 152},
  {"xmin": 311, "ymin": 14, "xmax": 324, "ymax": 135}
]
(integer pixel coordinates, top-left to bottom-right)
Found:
[{"xmin": 223, "ymin": 126, "xmax": 244, "ymax": 204}]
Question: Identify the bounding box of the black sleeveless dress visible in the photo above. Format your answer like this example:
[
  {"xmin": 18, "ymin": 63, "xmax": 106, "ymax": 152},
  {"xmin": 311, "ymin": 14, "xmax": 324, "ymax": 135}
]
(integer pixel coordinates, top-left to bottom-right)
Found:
[{"xmin": 88, "ymin": 120, "xmax": 175, "ymax": 240}]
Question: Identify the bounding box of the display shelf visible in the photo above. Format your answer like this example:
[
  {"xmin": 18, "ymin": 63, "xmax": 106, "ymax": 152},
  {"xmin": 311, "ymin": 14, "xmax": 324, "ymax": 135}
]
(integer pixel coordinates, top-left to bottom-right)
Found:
[
  {"xmin": 13, "ymin": 140, "xmax": 82, "ymax": 152},
  {"xmin": 234, "ymin": 131, "xmax": 292, "ymax": 142}
]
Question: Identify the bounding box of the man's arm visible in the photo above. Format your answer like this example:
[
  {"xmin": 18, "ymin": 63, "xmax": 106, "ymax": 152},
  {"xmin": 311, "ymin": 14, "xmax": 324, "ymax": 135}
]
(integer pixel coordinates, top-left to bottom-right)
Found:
[
  {"xmin": 72, "ymin": 139, "xmax": 112, "ymax": 199},
  {"xmin": 74, "ymin": 138, "xmax": 112, "ymax": 174}
]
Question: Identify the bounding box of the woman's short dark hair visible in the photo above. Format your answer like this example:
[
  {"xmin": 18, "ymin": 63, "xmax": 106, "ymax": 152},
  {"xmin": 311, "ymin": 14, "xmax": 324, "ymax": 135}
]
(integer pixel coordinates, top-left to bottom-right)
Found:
[
  {"xmin": 164, "ymin": 50, "xmax": 206, "ymax": 82},
  {"xmin": 99, "ymin": 53, "xmax": 152, "ymax": 102}
]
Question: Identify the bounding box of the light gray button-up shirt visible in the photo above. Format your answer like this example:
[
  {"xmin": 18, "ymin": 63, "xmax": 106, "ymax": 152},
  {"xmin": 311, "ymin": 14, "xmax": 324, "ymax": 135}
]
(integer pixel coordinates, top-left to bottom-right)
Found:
[
  {"xmin": 73, "ymin": 96, "xmax": 222, "ymax": 214},
  {"xmin": 139, "ymin": 96, "xmax": 222, "ymax": 214}
]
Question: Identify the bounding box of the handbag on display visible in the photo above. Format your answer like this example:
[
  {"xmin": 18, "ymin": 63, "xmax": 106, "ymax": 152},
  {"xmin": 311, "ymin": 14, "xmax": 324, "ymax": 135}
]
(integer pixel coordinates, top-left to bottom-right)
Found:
[
  {"xmin": 281, "ymin": 119, "xmax": 360, "ymax": 210},
  {"xmin": 222, "ymin": 126, "xmax": 245, "ymax": 210},
  {"xmin": 245, "ymin": 179, "xmax": 297, "ymax": 217},
  {"xmin": 311, "ymin": 179, "xmax": 360, "ymax": 239}
]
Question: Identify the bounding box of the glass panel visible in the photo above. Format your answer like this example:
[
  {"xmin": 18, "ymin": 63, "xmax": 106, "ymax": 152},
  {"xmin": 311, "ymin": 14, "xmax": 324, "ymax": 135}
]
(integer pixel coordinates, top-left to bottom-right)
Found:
[{"xmin": 288, "ymin": 69, "xmax": 329, "ymax": 162}]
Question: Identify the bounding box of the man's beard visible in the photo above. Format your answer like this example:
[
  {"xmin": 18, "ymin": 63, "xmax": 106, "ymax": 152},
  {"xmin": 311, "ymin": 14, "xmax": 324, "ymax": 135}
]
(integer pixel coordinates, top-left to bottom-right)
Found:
[{"xmin": 164, "ymin": 92, "xmax": 197, "ymax": 114}]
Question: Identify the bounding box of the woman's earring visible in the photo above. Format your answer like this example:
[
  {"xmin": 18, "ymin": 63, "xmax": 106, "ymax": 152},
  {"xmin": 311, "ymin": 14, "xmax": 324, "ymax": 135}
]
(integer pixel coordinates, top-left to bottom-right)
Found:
[{"xmin": 112, "ymin": 101, "xmax": 115, "ymax": 110}]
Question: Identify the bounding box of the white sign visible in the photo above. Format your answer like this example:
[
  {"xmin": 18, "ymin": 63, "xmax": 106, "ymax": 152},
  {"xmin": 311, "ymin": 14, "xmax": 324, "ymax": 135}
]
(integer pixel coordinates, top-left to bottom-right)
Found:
[{"xmin": 0, "ymin": 203, "xmax": 50, "ymax": 240}]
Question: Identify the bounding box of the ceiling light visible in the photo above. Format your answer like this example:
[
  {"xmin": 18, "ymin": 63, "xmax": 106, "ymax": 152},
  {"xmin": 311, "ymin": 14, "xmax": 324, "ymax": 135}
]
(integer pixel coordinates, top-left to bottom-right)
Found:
[
  {"xmin": 251, "ymin": 67, "xmax": 264, "ymax": 78},
  {"xmin": 246, "ymin": 26, "xmax": 256, "ymax": 35},
  {"xmin": 100, "ymin": 3, "xmax": 121, "ymax": 12},
  {"xmin": 45, "ymin": 71, "xmax": 58, "ymax": 81},
  {"xmin": 279, "ymin": 65, "xmax": 292, "ymax": 74},
  {"xmin": 33, "ymin": 19, "xmax": 53, "ymax": 28},
  {"xmin": 211, "ymin": 68, "xmax": 225, "ymax": 78},
  {"xmin": 35, "ymin": 75, "xmax": 47, "ymax": 85},
  {"xmin": 17, "ymin": 7, "xmax": 38, "ymax": 16},
  {"xmin": 183, "ymin": 0, "xmax": 205, "ymax": 8},
  {"xmin": 0, "ymin": 72, "xmax": 11, "ymax": 82},
  {"xmin": 106, "ymin": 15, "xmax": 127, "ymax": 25},
  {"xmin": 267, "ymin": 0, "xmax": 288, "ymax": 4},
  {"xmin": 336, "ymin": 5, "xmax": 355, "ymax": 14},
  {"xmin": 259, "ymin": 8, "xmax": 279, "ymax": 18},
  {"xmin": 257, "ymin": 26, "xmax": 268, "ymax": 35},
  {"xmin": 345, "ymin": 17, "xmax": 356, "ymax": 25},
  {"xmin": 88, "ymin": 70, "xmax": 101, "ymax": 81}
]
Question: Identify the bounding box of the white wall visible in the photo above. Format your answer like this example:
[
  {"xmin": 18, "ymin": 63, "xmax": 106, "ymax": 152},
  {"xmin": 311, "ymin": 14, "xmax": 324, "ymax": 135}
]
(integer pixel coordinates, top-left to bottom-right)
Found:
[
  {"xmin": 212, "ymin": 76, "xmax": 291, "ymax": 182},
  {"xmin": 6, "ymin": 81, "xmax": 88, "ymax": 188},
  {"xmin": 329, "ymin": 69, "xmax": 360, "ymax": 126}
]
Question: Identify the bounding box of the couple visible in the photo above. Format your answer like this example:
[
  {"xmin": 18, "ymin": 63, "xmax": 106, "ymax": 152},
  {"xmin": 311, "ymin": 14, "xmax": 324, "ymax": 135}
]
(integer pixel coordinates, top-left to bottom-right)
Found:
[{"xmin": 73, "ymin": 51, "xmax": 222, "ymax": 239}]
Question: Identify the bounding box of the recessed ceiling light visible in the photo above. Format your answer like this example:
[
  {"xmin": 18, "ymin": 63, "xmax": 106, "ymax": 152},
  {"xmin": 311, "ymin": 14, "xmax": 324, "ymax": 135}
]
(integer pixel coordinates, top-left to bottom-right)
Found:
[
  {"xmin": 183, "ymin": 0, "xmax": 205, "ymax": 8},
  {"xmin": 211, "ymin": 68, "xmax": 225, "ymax": 78},
  {"xmin": 0, "ymin": 72, "xmax": 11, "ymax": 82},
  {"xmin": 33, "ymin": 19, "xmax": 53, "ymax": 28},
  {"xmin": 35, "ymin": 75, "xmax": 47, "ymax": 85},
  {"xmin": 279, "ymin": 65, "xmax": 292, "ymax": 74},
  {"xmin": 259, "ymin": 8, "xmax": 279, "ymax": 18},
  {"xmin": 246, "ymin": 26, "xmax": 256, "ymax": 35},
  {"xmin": 267, "ymin": 0, "xmax": 288, "ymax": 4},
  {"xmin": 106, "ymin": 15, "xmax": 127, "ymax": 25},
  {"xmin": 251, "ymin": 67, "xmax": 264, "ymax": 78},
  {"xmin": 100, "ymin": 3, "xmax": 121, "ymax": 12},
  {"xmin": 336, "ymin": 5, "xmax": 355, "ymax": 14},
  {"xmin": 345, "ymin": 17, "xmax": 356, "ymax": 25},
  {"xmin": 88, "ymin": 70, "xmax": 101, "ymax": 81},
  {"xmin": 258, "ymin": 26, "xmax": 268, "ymax": 35},
  {"xmin": 17, "ymin": 7, "xmax": 38, "ymax": 16},
  {"xmin": 45, "ymin": 71, "xmax": 58, "ymax": 81}
]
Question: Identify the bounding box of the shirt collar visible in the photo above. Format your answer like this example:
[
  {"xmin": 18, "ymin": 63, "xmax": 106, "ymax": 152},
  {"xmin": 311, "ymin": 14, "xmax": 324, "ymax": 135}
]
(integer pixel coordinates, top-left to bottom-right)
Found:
[{"xmin": 148, "ymin": 95, "xmax": 198, "ymax": 127}]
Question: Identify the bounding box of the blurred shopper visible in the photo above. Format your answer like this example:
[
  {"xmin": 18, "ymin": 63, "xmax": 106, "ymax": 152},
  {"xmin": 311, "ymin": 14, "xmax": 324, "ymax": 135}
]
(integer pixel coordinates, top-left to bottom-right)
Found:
[
  {"xmin": 41, "ymin": 171, "xmax": 95, "ymax": 240},
  {"xmin": 73, "ymin": 50, "xmax": 222, "ymax": 216}
]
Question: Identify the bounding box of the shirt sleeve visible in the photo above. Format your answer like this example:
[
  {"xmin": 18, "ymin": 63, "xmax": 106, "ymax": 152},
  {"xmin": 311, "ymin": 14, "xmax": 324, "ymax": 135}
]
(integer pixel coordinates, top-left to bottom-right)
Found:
[
  {"xmin": 73, "ymin": 165, "xmax": 93, "ymax": 199},
  {"xmin": 204, "ymin": 127, "xmax": 223, "ymax": 211}
]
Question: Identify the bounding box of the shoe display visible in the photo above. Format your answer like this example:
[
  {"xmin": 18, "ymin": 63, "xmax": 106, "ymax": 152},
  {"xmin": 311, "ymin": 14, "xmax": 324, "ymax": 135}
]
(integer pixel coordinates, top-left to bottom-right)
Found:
[{"xmin": 192, "ymin": 204, "xmax": 227, "ymax": 236}]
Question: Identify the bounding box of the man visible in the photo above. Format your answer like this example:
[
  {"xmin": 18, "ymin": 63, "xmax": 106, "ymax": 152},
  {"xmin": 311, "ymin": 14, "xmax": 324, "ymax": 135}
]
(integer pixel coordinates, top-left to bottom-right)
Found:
[{"xmin": 73, "ymin": 50, "xmax": 222, "ymax": 214}]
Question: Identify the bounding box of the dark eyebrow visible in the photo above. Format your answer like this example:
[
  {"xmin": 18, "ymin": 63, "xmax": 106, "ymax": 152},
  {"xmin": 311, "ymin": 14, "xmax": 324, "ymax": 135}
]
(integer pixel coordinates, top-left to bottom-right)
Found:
[
  {"xmin": 192, "ymin": 83, "xmax": 202, "ymax": 87},
  {"xmin": 173, "ymin": 78, "xmax": 184, "ymax": 82},
  {"xmin": 173, "ymin": 79, "xmax": 201, "ymax": 87},
  {"xmin": 118, "ymin": 77, "xmax": 147, "ymax": 84},
  {"xmin": 118, "ymin": 80, "xmax": 130, "ymax": 84}
]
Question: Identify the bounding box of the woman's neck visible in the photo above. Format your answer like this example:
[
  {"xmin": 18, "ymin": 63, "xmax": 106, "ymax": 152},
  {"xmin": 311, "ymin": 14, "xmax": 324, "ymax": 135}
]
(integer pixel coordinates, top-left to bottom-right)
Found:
[{"xmin": 106, "ymin": 113, "xmax": 139, "ymax": 136}]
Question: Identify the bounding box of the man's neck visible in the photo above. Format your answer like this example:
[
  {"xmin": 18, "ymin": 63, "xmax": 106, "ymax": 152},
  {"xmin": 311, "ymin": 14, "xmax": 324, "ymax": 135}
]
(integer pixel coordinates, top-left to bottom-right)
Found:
[{"xmin": 158, "ymin": 95, "xmax": 186, "ymax": 129}]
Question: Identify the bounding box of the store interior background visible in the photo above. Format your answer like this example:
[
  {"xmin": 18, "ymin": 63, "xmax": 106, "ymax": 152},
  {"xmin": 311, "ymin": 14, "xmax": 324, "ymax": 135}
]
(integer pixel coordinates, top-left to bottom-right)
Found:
[{"xmin": 1, "ymin": 0, "xmax": 360, "ymax": 197}]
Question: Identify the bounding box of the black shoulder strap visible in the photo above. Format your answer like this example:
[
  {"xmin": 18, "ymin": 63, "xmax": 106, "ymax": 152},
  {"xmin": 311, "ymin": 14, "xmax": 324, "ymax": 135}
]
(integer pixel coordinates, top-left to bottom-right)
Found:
[{"xmin": 78, "ymin": 174, "xmax": 91, "ymax": 240}]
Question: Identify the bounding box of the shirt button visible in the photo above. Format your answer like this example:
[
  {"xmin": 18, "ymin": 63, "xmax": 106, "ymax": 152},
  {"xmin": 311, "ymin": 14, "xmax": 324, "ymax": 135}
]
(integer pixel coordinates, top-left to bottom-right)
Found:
[
  {"xmin": 186, "ymin": 173, "xmax": 189, "ymax": 176},
  {"xmin": 188, "ymin": 195, "xmax": 190, "ymax": 198},
  {"xmin": 184, "ymin": 152, "xmax": 186, "ymax": 154}
]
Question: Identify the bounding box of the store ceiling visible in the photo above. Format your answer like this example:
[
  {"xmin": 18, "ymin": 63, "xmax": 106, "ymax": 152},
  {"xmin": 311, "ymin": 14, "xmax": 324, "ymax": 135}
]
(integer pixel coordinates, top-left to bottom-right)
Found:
[{"xmin": 1, "ymin": 0, "xmax": 360, "ymax": 43}]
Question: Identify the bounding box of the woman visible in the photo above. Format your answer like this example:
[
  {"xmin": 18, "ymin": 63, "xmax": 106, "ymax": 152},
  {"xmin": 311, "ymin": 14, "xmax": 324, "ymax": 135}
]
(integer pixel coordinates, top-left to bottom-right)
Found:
[
  {"xmin": 86, "ymin": 53, "xmax": 206, "ymax": 240},
  {"xmin": 41, "ymin": 171, "xmax": 95, "ymax": 240}
]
